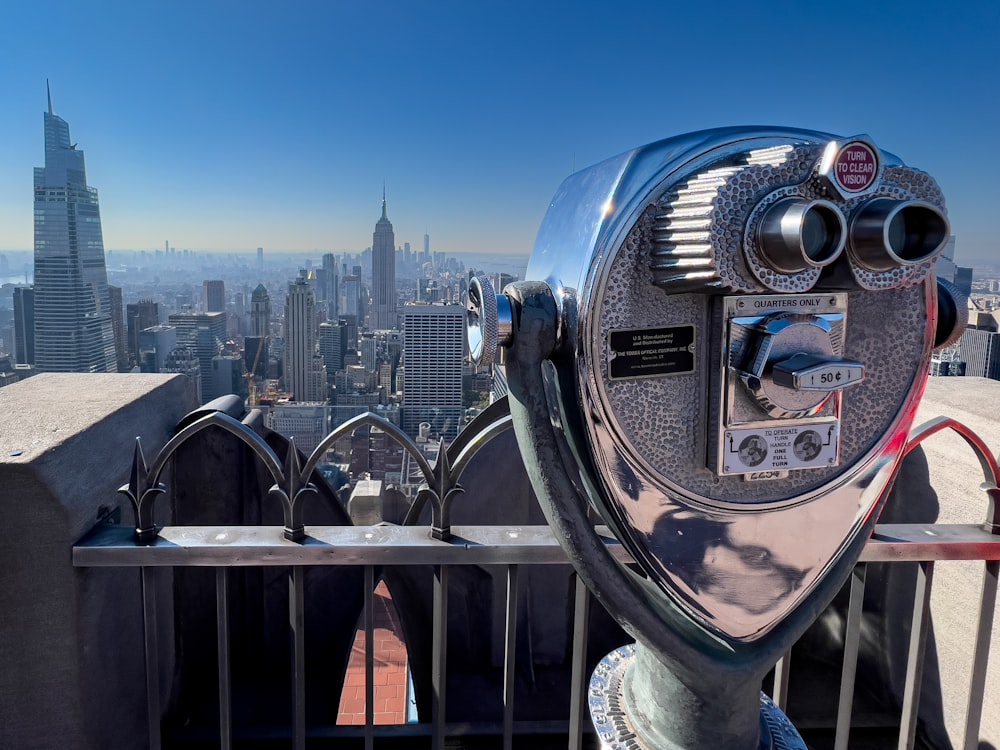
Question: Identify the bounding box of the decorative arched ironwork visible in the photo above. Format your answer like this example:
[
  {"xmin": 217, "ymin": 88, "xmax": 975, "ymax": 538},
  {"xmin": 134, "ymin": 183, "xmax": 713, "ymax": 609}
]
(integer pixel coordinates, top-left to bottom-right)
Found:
[
  {"xmin": 119, "ymin": 401, "xmax": 514, "ymax": 543},
  {"xmin": 905, "ymin": 416, "xmax": 1000, "ymax": 532}
]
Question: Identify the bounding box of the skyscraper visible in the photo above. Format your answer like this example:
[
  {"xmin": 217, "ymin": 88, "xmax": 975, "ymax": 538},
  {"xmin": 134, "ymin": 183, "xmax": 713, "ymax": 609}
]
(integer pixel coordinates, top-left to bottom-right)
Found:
[
  {"xmin": 250, "ymin": 284, "xmax": 271, "ymax": 337},
  {"xmin": 12, "ymin": 287, "xmax": 35, "ymax": 366},
  {"xmin": 167, "ymin": 311, "xmax": 226, "ymax": 403},
  {"xmin": 126, "ymin": 299, "xmax": 160, "ymax": 367},
  {"xmin": 372, "ymin": 191, "xmax": 397, "ymax": 331},
  {"xmin": 107, "ymin": 285, "xmax": 128, "ymax": 372},
  {"xmin": 33, "ymin": 83, "xmax": 116, "ymax": 372},
  {"xmin": 401, "ymin": 303, "xmax": 465, "ymax": 439},
  {"xmin": 284, "ymin": 273, "xmax": 324, "ymax": 401},
  {"xmin": 203, "ymin": 280, "xmax": 225, "ymax": 312},
  {"xmin": 322, "ymin": 252, "xmax": 339, "ymax": 318}
]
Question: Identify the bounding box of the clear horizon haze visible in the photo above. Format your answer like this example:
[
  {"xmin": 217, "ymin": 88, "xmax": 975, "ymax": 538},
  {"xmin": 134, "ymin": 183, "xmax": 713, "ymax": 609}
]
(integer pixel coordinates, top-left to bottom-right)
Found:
[{"xmin": 0, "ymin": 0, "xmax": 997, "ymax": 261}]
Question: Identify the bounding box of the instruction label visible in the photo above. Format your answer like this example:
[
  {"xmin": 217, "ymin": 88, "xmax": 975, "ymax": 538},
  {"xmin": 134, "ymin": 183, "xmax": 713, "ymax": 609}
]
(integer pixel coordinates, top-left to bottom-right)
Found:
[{"xmin": 720, "ymin": 420, "xmax": 840, "ymax": 476}]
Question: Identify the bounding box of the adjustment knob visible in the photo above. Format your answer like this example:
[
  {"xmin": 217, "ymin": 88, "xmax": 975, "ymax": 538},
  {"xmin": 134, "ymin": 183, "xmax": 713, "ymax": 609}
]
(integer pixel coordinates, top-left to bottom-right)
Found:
[{"xmin": 466, "ymin": 275, "xmax": 513, "ymax": 367}]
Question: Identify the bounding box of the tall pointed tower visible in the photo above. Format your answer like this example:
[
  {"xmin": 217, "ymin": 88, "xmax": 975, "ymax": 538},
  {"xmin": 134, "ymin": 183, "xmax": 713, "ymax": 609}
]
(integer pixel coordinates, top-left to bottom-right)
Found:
[
  {"xmin": 371, "ymin": 188, "xmax": 397, "ymax": 330},
  {"xmin": 33, "ymin": 81, "xmax": 116, "ymax": 372}
]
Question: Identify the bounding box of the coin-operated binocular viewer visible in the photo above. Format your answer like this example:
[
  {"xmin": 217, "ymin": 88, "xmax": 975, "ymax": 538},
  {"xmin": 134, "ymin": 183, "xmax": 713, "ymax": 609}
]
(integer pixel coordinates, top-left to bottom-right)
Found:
[{"xmin": 467, "ymin": 127, "xmax": 966, "ymax": 748}]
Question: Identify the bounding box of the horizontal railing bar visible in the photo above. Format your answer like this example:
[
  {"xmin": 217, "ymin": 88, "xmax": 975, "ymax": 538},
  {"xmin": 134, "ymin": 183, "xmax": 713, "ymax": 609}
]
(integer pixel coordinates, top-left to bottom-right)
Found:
[
  {"xmin": 860, "ymin": 524, "xmax": 1000, "ymax": 562},
  {"xmin": 165, "ymin": 718, "xmax": 583, "ymax": 741},
  {"xmin": 74, "ymin": 522, "xmax": 1000, "ymax": 568},
  {"xmin": 73, "ymin": 524, "xmax": 629, "ymax": 567}
]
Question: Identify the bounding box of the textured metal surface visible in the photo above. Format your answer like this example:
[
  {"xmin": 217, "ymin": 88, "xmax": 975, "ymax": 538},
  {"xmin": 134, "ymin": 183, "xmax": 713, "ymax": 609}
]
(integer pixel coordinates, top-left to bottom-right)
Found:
[{"xmin": 516, "ymin": 128, "xmax": 950, "ymax": 642}]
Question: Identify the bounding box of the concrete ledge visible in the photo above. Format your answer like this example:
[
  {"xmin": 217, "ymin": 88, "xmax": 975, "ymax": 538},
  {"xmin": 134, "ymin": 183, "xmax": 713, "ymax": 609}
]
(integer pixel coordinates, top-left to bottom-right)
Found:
[{"xmin": 0, "ymin": 374, "xmax": 197, "ymax": 750}]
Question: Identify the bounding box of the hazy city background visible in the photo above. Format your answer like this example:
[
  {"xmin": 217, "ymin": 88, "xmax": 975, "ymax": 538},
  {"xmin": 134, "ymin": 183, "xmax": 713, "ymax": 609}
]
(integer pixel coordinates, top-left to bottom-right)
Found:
[{"xmin": 2, "ymin": 1, "xmax": 999, "ymax": 500}]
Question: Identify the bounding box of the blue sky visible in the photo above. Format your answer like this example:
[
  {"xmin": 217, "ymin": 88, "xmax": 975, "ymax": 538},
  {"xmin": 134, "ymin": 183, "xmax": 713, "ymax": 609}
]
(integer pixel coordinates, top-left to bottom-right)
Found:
[{"xmin": 1, "ymin": 0, "xmax": 997, "ymax": 260}]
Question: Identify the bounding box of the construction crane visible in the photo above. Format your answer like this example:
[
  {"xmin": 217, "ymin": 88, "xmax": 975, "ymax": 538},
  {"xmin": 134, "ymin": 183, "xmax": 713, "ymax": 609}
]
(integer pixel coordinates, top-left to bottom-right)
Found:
[{"xmin": 244, "ymin": 336, "xmax": 266, "ymax": 408}]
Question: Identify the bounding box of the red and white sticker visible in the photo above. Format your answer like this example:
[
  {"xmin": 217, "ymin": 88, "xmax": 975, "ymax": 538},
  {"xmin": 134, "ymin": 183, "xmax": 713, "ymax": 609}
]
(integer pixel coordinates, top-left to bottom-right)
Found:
[{"xmin": 834, "ymin": 142, "xmax": 878, "ymax": 192}]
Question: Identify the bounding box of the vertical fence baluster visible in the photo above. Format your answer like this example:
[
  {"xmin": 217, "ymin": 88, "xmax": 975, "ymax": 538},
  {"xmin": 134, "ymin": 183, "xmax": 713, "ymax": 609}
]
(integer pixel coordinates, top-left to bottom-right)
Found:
[
  {"xmin": 216, "ymin": 568, "xmax": 232, "ymax": 750},
  {"xmin": 365, "ymin": 566, "xmax": 375, "ymax": 750},
  {"xmin": 898, "ymin": 561, "xmax": 935, "ymax": 750},
  {"xmin": 834, "ymin": 563, "xmax": 867, "ymax": 750},
  {"xmin": 432, "ymin": 565, "xmax": 449, "ymax": 750},
  {"xmin": 290, "ymin": 566, "xmax": 305, "ymax": 750},
  {"xmin": 772, "ymin": 650, "xmax": 791, "ymax": 712},
  {"xmin": 963, "ymin": 559, "xmax": 998, "ymax": 750},
  {"xmin": 503, "ymin": 565, "xmax": 520, "ymax": 750},
  {"xmin": 568, "ymin": 574, "xmax": 591, "ymax": 750},
  {"xmin": 142, "ymin": 567, "xmax": 162, "ymax": 750}
]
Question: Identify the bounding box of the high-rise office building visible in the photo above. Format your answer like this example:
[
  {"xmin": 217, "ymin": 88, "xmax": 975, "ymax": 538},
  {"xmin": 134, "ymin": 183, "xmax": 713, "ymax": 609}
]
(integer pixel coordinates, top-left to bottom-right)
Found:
[
  {"xmin": 13, "ymin": 287, "xmax": 35, "ymax": 366},
  {"xmin": 168, "ymin": 311, "xmax": 226, "ymax": 403},
  {"xmin": 107, "ymin": 285, "xmax": 128, "ymax": 372},
  {"xmin": 372, "ymin": 191, "xmax": 397, "ymax": 331},
  {"xmin": 126, "ymin": 300, "xmax": 160, "ymax": 367},
  {"xmin": 32, "ymin": 83, "xmax": 116, "ymax": 372},
  {"xmin": 256, "ymin": 247, "xmax": 264, "ymax": 277},
  {"xmin": 401, "ymin": 303, "xmax": 465, "ymax": 440},
  {"xmin": 284, "ymin": 273, "xmax": 324, "ymax": 401},
  {"xmin": 163, "ymin": 347, "xmax": 202, "ymax": 403},
  {"xmin": 203, "ymin": 280, "xmax": 225, "ymax": 312},
  {"xmin": 319, "ymin": 321, "xmax": 347, "ymax": 380},
  {"xmin": 322, "ymin": 253, "xmax": 339, "ymax": 318},
  {"xmin": 138, "ymin": 324, "xmax": 177, "ymax": 373},
  {"xmin": 250, "ymin": 284, "xmax": 271, "ymax": 337}
]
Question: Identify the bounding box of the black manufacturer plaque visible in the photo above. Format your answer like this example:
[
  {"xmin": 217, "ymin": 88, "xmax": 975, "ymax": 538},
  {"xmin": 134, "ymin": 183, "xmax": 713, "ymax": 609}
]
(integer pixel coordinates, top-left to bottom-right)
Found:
[{"xmin": 608, "ymin": 325, "xmax": 695, "ymax": 379}]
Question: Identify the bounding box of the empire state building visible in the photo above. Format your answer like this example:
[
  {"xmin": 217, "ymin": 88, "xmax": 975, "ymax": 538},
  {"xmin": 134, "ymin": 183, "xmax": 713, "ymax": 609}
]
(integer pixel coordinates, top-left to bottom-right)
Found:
[
  {"xmin": 33, "ymin": 83, "xmax": 116, "ymax": 373},
  {"xmin": 371, "ymin": 190, "xmax": 396, "ymax": 330}
]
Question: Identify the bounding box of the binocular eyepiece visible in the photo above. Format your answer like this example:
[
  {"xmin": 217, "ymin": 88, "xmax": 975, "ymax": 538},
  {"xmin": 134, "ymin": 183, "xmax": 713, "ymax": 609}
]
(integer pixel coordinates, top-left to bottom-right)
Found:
[{"xmin": 755, "ymin": 196, "xmax": 949, "ymax": 278}]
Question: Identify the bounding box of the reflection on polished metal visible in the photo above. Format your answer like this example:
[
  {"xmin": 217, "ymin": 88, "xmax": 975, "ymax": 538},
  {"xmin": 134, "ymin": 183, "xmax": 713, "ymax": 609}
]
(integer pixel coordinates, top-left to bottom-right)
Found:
[
  {"xmin": 475, "ymin": 127, "xmax": 959, "ymax": 748},
  {"xmin": 589, "ymin": 645, "xmax": 807, "ymax": 750},
  {"xmin": 466, "ymin": 275, "xmax": 512, "ymax": 368},
  {"xmin": 849, "ymin": 198, "xmax": 950, "ymax": 272},
  {"xmin": 757, "ymin": 198, "xmax": 846, "ymax": 273}
]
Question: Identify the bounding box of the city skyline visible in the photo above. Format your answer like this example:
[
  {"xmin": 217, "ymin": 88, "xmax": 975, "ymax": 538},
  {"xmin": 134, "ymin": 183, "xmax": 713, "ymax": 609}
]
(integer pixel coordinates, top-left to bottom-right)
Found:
[{"xmin": 0, "ymin": 2, "xmax": 997, "ymax": 262}]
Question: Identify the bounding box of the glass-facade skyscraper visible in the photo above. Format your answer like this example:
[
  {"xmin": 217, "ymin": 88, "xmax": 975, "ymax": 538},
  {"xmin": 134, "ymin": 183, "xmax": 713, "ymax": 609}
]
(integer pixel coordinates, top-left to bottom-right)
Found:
[{"xmin": 33, "ymin": 85, "xmax": 116, "ymax": 372}]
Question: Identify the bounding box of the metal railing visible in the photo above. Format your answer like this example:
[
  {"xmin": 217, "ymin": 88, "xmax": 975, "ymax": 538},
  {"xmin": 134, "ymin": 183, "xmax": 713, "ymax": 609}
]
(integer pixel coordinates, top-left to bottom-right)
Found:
[{"xmin": 72, "ymin": 407, "xmax": 1000, "ymax": 750}]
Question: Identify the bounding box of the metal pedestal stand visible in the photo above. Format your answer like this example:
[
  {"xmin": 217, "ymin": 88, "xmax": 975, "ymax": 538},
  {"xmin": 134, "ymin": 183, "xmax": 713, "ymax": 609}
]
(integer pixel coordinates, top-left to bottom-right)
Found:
[{"xmin": 589, "ymin": 645, "xmax": 807, "ymax": 750}]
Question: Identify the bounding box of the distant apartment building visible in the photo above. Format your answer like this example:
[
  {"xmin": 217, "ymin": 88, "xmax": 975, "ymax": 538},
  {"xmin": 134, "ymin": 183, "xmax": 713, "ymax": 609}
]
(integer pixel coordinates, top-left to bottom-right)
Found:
[
  {"xmin": 265, "ymin": 403, "xmax": 329, "ymax": 455},
  {"xmin": 960, "ymin": 327, "xmax": 1000, "ymax": 380}
]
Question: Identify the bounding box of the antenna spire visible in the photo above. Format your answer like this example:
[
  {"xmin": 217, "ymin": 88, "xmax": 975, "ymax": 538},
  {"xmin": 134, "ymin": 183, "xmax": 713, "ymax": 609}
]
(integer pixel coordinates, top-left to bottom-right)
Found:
[
  {"xmin": 381, "ymin": 181, "xmax": 388, "ymax": 220},
  {"xmin": 46, "ymin": 79, "xmax": 53, "ymax": 115}
]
